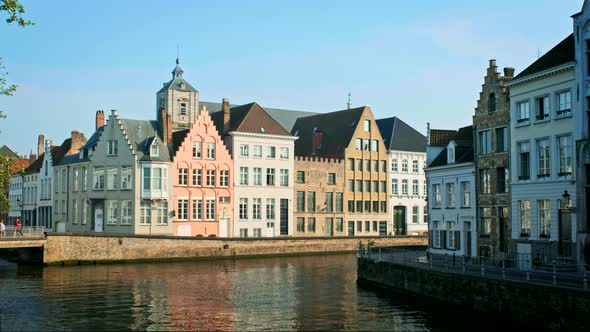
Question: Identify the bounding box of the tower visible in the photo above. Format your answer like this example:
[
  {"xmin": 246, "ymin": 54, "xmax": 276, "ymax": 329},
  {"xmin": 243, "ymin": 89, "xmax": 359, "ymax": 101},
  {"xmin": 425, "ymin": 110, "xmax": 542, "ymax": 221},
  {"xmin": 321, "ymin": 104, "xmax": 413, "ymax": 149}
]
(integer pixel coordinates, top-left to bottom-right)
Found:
[{"xmin": 156, "ymin": 57, "xmax": 199, "ymax": 131}]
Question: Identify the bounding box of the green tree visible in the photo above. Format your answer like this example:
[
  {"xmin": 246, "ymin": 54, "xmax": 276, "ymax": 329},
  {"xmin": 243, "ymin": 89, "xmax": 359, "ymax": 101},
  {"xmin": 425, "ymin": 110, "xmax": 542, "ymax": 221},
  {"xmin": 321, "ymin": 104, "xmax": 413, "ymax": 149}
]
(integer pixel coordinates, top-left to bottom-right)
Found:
[{"xmin": 0, "ymin": 155, "xmax": 20, "ymax": 216}]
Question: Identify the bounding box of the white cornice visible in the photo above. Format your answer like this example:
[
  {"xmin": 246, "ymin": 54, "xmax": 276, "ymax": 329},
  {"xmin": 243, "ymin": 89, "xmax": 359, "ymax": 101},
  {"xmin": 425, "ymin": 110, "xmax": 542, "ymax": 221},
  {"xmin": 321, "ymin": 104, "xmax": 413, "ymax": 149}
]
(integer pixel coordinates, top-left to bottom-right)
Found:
[
  {"xmin": 504, "ymin": 63, "xmax": 575, "ymax": 88},
  {"xmin": 229, "ymin": 131, "xmax": 298, "ymax": 141}
]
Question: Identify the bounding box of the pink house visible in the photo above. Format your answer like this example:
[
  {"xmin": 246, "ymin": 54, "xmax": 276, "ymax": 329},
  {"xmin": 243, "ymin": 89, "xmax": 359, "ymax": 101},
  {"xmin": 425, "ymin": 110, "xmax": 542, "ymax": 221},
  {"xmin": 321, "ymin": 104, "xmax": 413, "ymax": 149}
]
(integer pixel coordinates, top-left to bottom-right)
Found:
[{"xmin": 172, "ymin": 106, "xmax": 234, "ymax": 237}]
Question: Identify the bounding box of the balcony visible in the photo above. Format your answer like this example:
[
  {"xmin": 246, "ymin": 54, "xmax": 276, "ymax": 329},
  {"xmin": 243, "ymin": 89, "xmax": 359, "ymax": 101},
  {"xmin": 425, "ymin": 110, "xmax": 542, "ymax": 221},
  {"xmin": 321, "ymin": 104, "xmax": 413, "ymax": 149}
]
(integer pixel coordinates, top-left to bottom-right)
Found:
[{"xmin": 141, "ymin": 189, "xmax": 168, "ymax": 199}]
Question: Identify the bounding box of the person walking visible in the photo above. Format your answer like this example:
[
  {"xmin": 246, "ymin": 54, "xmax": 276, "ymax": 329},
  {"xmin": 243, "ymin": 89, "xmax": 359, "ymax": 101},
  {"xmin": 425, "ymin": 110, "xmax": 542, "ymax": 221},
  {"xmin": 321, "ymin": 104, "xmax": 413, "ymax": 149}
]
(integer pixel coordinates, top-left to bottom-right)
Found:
[
  {"xmin": 0, "ymin": 218, "xmax": 6, "ymax": 238},
  {"xmin": 14, "ymin": 218, "xmax": 23, "ymax": 237}
]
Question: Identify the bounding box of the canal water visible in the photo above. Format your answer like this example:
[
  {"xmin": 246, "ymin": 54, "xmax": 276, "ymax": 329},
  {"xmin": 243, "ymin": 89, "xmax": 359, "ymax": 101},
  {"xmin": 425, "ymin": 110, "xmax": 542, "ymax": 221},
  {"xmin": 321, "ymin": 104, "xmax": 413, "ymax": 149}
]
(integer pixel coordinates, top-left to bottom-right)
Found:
[{"xmin": 0, "ymin": 254, "xmax": 504, "ymax": 331}]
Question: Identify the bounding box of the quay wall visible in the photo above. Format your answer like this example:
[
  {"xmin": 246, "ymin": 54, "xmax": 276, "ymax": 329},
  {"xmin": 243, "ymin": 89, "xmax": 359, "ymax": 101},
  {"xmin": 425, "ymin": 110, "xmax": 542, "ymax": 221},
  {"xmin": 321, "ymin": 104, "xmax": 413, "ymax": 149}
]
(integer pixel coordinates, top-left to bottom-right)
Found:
[
  {"xmin": 43, "ymin": 234, "xmax": 426, "ymax": 265},
  {"xmin": 357, "ymin": 258, "xmax": 590, "ymax": 331}
]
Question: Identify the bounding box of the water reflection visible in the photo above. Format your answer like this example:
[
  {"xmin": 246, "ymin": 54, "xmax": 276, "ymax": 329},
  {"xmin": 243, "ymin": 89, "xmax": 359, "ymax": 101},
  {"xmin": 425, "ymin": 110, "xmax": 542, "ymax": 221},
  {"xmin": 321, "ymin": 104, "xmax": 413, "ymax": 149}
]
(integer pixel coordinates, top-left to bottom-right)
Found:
[{"xmin": 0, "ymin": 255, "xmax": 476, "ymax": 331}]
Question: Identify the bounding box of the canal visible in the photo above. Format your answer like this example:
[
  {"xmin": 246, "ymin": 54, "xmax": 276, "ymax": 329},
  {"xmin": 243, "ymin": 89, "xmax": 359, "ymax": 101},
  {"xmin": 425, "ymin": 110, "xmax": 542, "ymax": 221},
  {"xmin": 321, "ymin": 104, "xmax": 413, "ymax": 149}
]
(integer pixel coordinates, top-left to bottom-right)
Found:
[{"xmin": 0, "ymin": 254, "xmax": 505, "ymax": 331}]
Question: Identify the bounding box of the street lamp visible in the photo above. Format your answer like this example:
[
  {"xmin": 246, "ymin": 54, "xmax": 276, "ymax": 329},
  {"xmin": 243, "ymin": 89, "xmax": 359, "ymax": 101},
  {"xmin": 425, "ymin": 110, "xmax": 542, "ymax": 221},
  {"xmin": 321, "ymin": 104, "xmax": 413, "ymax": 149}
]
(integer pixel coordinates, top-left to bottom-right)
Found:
[
  {"xmin": 562, "ymin": 190, "xmax": 572, "ymax": 210},
  {"xmin": 16, "ymin": 198, "xmax": 23, "ymax": 225}
]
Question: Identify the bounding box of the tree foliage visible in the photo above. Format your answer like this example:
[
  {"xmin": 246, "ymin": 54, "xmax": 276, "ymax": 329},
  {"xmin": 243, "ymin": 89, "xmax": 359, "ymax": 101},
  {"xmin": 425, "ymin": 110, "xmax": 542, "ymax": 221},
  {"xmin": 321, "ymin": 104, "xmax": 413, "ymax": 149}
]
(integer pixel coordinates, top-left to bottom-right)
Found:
[
  {"xmin": 1, "ymin": 0, "xmax": 33, "ymax": 27},
  {"xmin": 0, "ymin": 155, "xmax": 20, "ymax": 215}
]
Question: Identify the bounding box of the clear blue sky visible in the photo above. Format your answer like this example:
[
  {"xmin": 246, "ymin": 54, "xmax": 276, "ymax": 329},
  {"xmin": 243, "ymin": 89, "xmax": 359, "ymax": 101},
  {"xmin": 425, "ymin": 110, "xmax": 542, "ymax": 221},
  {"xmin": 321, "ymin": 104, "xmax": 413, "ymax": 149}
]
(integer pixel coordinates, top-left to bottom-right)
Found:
[{"xmin": 0, "ymin": 0, "xmax": 583, "ymax": 155}]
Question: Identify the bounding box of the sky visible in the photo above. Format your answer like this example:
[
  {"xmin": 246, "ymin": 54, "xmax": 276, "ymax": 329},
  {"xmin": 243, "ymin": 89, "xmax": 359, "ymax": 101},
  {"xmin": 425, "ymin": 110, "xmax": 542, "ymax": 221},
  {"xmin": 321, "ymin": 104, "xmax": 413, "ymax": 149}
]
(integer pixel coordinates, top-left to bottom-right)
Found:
[{"xmin": 0, "ymin": 0, "xmax": 583, "ymax": 155}]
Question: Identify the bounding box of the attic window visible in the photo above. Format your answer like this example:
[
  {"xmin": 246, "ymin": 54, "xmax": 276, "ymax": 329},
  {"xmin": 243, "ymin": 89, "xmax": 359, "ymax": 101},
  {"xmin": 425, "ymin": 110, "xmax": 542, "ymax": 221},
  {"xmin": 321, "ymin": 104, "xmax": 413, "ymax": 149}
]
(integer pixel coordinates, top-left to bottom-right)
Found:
[
  {"xmin": 364, "ymin": 120, "xmax": 370, "ymax": 132},
  {"xmin": 151, "ymin": 143, "xmax": 159, "ymax": 157},
  {"xmin": 293, "ymin": 129, "xmax": 299, "ymax": 136},
  {"xmin": 180, "ymin": 102, "xmax": 187, "ymax": 115},
  {"xmin": 260, "ymin": 127, "xmax": 265, "ymax": 133}
]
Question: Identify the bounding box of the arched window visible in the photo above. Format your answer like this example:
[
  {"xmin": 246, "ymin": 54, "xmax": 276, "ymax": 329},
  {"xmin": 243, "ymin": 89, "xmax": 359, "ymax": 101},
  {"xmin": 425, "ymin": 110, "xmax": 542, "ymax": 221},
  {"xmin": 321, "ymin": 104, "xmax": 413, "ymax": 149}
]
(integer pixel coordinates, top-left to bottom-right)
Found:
[{"xmin": 489, "ymin": 93, "xmax": 496, "ymax": 113}]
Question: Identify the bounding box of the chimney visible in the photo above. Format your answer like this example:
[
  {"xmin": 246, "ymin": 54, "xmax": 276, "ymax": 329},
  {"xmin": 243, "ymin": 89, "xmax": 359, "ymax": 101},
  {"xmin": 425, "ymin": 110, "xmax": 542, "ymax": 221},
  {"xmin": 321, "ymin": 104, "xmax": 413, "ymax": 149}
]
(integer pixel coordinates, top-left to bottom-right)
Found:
[
  {"xmin": 222, "ymin": 98, "xmax": 230, "ymax": 133},
  {"xmin": 37, "ymin": 134, "xmax": 45, "ymax": 157},
  {"xmin": 503, "ymin": 67, "xmax": 515, "ymax": 78},
  {"xmin": 489, "ymin": 59, "xmax": 496, "ymax": 68},
  {"xmin": 311, "ymin": 128, "xmax": 323, "ymax": 155},
  {"xmin": 95, "ymin": 110, "xmax": 105, "ymax": 130},
  {"xmin": 69, "ymin": 130, "xmax": 87, "ymax": 155},
  {"xmin": 29, "ymin": 149, "xmax": 36, "ymax": 162},
  {"xmin": 426, "ymin": 123, "xmax": 431, "ymax": 146}
]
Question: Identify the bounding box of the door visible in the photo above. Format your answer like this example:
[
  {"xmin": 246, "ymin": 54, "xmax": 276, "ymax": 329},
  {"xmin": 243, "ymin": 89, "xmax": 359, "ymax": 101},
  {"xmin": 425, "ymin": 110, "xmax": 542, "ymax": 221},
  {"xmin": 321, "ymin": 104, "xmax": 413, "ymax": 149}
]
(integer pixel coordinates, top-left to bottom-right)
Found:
[
  {"xmin": 559, "ymin": 208, "xmax": 572, "ymax": 256},
  {"xmin": 279, "ymin": 199, "xmax": 288, "ymax": 235},
  {"xmin": 393, "ymin": 206, "xmax": 407, "ymax": 235},
  {"xmin": 267, "ymin": 222, "xmax": 275, "ymax": 237},
  {"xmin": 348, "ymin": 221, "xmax": 355, "ymax": 236},
  {"xmin": 94, "ymin": 204, "xmax": 104, "ymax": 233},
  {"xmin": 325, "ymin": 218, "xmax": 333, "ymax": 236},
  {"xmin": 56, "ymin": 222, "xmax": 66, "ymax": 233},
  {"xmin": 517, "ymin": 243, "xmax": 532, "ymax": 271},
  {"xmin": 465, "ymin": 222, "xmax": 472, "ymax": 257},
  {"xmin": 379, "ymin": 221, "xmax": 387, "ymax": 236}
]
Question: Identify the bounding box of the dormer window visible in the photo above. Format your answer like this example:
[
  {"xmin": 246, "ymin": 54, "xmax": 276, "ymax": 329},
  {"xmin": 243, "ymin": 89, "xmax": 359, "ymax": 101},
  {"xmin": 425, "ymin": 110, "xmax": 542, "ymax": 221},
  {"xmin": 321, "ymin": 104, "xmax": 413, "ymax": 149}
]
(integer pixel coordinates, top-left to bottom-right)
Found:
[
  {"xmin": 364, "ymin": 120, "xmax": 370, "ymax": 132},
  {"xmin": 447, "ymin": 143, "xmax": 455, "ymax": 164},
  {"xmin": 107, "ymin": 140, "xmax": 118, "ymax": 156},
  {"xmin": 150, "ymin": 142, "xmax": 159, "ymax": 157},
  {"xmin": 180, "ymin": 102, "xmax": 187, "ymax": 115}
]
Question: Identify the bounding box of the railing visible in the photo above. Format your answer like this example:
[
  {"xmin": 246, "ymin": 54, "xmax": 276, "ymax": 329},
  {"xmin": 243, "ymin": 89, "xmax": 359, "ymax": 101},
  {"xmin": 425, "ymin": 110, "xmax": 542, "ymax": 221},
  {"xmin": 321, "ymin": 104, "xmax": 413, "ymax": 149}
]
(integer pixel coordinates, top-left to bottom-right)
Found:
[
  {"xmin": 358, "ymin": 245, "xmax": 590, "ymax": 291},
  {"xmin": 1, "ymin": 226, "xmax": 45, "ymax": 238}
]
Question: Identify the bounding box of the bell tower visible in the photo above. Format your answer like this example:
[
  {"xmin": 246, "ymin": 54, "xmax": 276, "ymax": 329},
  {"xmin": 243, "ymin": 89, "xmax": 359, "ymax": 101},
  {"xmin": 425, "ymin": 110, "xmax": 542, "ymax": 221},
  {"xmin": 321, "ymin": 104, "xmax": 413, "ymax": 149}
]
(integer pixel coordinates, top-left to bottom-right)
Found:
[{"xmin": 157, "ymin": 57, "xmax": 199, "ymax": 131}]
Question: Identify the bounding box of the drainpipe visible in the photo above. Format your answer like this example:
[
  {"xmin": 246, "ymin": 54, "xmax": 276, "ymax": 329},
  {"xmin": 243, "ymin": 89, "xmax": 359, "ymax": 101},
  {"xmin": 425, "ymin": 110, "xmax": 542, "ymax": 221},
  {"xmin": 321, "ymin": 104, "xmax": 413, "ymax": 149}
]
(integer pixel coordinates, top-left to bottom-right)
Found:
[{"xmin": 66, "ymin": 165, "xmax": 70, "ymax": 232}]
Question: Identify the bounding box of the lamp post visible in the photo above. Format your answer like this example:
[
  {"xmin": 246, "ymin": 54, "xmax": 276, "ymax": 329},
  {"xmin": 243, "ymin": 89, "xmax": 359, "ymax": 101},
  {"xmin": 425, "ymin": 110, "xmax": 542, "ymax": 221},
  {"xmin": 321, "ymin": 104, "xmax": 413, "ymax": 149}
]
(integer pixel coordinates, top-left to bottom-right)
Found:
[
  {"xmin": 16, "ymin": 198, "xmax": 23, "ymax": 226},
  {"xmin": 560, "ymin": 190, "xmax": 573, "ymax": 256}
]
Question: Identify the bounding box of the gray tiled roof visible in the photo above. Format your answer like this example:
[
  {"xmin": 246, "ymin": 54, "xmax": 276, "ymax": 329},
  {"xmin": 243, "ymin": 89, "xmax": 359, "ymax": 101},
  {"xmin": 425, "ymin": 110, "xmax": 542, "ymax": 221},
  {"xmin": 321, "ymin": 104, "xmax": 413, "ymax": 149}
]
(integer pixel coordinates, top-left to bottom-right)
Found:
[
  {"xmin": 429, "ymin": 125, "xmax": 474, "ymax": 168},
  {"xmin": 60, "ymin": 126, "xmax": 104, "ymax": 165},
  {"xmin": 514, "ymin": 34, "xmax": 574, "ymax": 80},
  {"xmin": 157, "ymin": 64, "xmax": 198, "ymax": 93},
  {"xmin": 376, "ymin": 117, "xmax": 426, "ymax": 153},
  {"xmin": 119, "ymin": 118, "xmax": 171, "ymax": 162},
  {"xmin": 0, "ymin": 145, "xmax": 19, "ymax": 158}
]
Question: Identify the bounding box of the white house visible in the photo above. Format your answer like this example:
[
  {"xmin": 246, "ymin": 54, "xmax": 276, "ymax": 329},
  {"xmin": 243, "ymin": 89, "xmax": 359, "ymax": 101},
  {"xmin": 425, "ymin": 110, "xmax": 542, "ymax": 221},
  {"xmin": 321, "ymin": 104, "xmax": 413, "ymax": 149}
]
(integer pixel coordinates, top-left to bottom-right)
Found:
[
  {"xmin": 426, "ymin": 125, "xmax": 477, "ymax": 258},
  {"xmin": 505, "ymin": 34, "xmax": 577, "ymax": 269}
]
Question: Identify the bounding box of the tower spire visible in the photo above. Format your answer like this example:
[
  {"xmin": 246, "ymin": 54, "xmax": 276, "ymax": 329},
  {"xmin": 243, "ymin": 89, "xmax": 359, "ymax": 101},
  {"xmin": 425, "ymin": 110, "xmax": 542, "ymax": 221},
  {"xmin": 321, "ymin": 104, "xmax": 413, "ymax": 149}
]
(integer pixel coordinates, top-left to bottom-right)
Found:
[
  {"xmin": 176, "ymin": 44, "xmax": 180, "ymax": 64},
  {"xmin": 347, "ymin": 92, "xmax": 351, "ymax": 110}
]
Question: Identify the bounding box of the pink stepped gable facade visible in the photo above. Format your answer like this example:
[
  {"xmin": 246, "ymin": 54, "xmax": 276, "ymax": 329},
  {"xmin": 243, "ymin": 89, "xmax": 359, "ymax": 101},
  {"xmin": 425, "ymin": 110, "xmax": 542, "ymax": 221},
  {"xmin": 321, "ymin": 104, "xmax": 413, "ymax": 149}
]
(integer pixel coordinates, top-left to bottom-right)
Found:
[{"xmin": 172, "ymin": 107, "xmax": 234, "ymax": 237}]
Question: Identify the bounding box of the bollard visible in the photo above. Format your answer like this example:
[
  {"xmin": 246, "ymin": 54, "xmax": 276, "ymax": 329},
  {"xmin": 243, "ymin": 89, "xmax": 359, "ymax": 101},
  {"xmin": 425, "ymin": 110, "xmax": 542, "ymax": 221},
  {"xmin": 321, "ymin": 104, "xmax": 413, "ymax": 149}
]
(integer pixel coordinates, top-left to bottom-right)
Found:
[
  {"xmin": 502, "ymin": 260, "xmax": 506, "ymax": 280},
  {"xmin": 553, "ymin": 262, "xmax": 557, "ymax": 286}
]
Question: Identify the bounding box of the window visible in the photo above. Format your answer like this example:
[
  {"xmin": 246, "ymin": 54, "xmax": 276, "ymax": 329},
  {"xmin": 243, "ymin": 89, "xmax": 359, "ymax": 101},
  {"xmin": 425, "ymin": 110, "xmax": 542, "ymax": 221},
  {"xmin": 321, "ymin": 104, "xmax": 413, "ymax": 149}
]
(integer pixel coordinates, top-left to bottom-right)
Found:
[
  {"xmin": 537, "ymin": 139, "xmax": 550, "ymax": 178},
  {"xmin": 297, "ymin": 171, "xmax": 305, "ymax": 183},
  {"xmin": 460, "ymin": 181, "xmax": 470, "ymax": 207},
  {"xmin": 391, "ymin": 179, "xmax": 398, "ymax": 195},
  {"xmin": 364, "ymin": 120, "xmax": 370, "ymax": 132},
  {"xmin": 496, "ymin": 127, "xmax": 507, "ymax": 152},
  {"xmin": 402, "ymin": 179, "xmax": 408, "ymax": 195},
  {"xmin": 307, "ymin": 191, "xmax": 316, "ymax": 212},
  {"xmin": 239, "ymin": 198, "xmax": 248, "ymax": 219},
  {"xmin": 121, "ymin": 167, "xmax": 132, "ymax": 190},
  {"xmin": 327, "ymin": 173, "xmax": 336, "ymax": 185},
  {"xmin": 372, "ymin": 180, "xmax": 378, "ymax": 193},
  {"xmin": 380, "ymin": 181, "xmax": 386, "ymax": 193},
  {"xmin": 365, "ymin": 180, "xmax": 370, "ymax": 193},
  {"xmin": 558, "ymin": 135, "xmax": 572, "ymax": 176},
  {"xmin": 356, "ymin": 201, "xmax": 363, "ymax": 213},
  {"xmin": 518, "ymin": 142, "xmax": 530, "ymax": 180},
  {"xmin": 348, "ymin": 179, "xmax": 354, "ymax": 192},
  {"xmin": 266, "ymin": 168, "xmax": 275, "ymax": 186},
  {"xmin": 93, "ymin": 168, "xmax": 105, "ymax": 190},
  {"xmin": 538, "ymin": 200, "xmax": 551, "ymax": 238},
  {"xmin": 253, "ymin": 145, "xmax": 262, "ymax": 158},
  {"xmin": 240, "ymin": 229, "xmax": 248, "ymax": 238},
  {"xmin": 178, "ymin": 168, "xmax": 188, "ymax": 185},
  {"xmin": 335, "ymin": 193, "xmax": 343, "ymax": 213},
  {"xmin": 180, "ymin": 102, "xmax": 187, "ymax": 115},
  {"xmin": 365, "ymin": 159, "xmax": 371, "ymax": 172},
  {"xmin": 535, "ymin": 96, "xmax": 550, "ymax": 121},
  {"xmin": 308, "ymin": 218, "xmax": 316, "ymax": 233},
  {"xmin": 423, "ymin": 206, "xmax": 428, "ymax": 224},
  {"xmin": 371, "ymin": 140, "xmax": 378, "ymax": 152},
  {"xmin": 372, "ymin": 160, "xmax": 378, "ymax": 172},
  {"xmin": 325, "ymin": 192, "xmax": 334, "ymax": 213},
  {"xmin": 517, "ymin": 101, "xmax": 530, "ymax": 123},
  {"xmin": 497, "ymin": 168, "xmax": 508, "ymax": 193},
  {"xmin": 363, "ymin": 139, "xmax": 370, "ymax": 151},
  {"xmin": 252, "ymin": 198, "xmax": 262, "ymax": 219},
  {"xmin": 355, "ymin": 138, "xmax": 362, "ymax": 150},
  {"xmin": 219, "ymin": 196, "xmax": 230, "ymax": 204},
  {"xmin": 240, "ymin": 167, "xmax": 249, "ymax": 185},
  {"xmin": 489, "ymin": 93, "xmax": 496, "ymax": 113},
  {"xmin": 253, "ymin": 167, "xmax": 262, "ymax": 186},
  {"xmin": 356, "ymin": 180, "xmax": 362, "ymax": 192},
  {"xmin": 72, "ymin": 199, "xmax": 78, "ymax": 224},
  {"xmin": 557, "ymin": 90, "xmax": 572, "ymax": 116},
  {"xmin": 479, "ymin": 130, "xmax": 492, "ymax": 154},
  {"xmin": 412, "ymin": 160, "xmax": 419, "ymax": 173},
  {"xmin": 267, "ymin": 146, "xmax": 276, "ymax": 158},
  {"xmin": 206, "ymin": 170, "xmax": 216, "ymax": 187},
  {"xmin": 82, "ymin": 202, "xmax": 87, "ymax": 224},
  {"xmin": 297, "ymin": 218, "xmax": 305, "ymax": 232},
  {"xmin": 107, "ymin": 140, "xmax": 118, "ymax": 156},
  {"xmin": 193, "ymin": 198, "xmax": 203, "ymax": 220},
  {"xmin": 433, "ymin": 184, "xmax": 441, "ymax": 208},
  {"xmin": 107, "ymin": 168, "xmax": 118, "ymax": 190},
  {"xmin": 218, "ymin": 170, "xmax": 229, "ymax": 187},
  {"xmin": 73, "ymin": 169, "xmax": 79, "ymax": 192},
  {"xmin": 206, "ymin": 143, "xmax": 215, "ymax": 159},
  {"xmin": 446, "ymin": 182, "xmax": 455, "ymax": 207},
  {"xmin": 280, "ymin": 147, "xmax": 289, "ymax": 159},
  {"xmin": 372, "ymin": 201, "xmax": 378, "ymax": 214},
  {"xmin": 412, "ymin": 206, "xmax": 419, "ymax": 223},
  {"xmin": 240, "ymin": 144, "xmax": 249, "ymax": 157},
  {"xmin": 357, "ymin": 159, "xmax": 363, "ymax": 171},
  {"xmin": 364, "ymin": 201, "xmax": 371, "ymax": 213},
  {"xmin": 412, "ymin": 180, "xmax": 419, "ymax": 196},
  {"xmin": 82, "ymin": 168, "xmax": 87, "ymax": 191},
  {"xmin": 121, "ymin": 200, "xmax": 132, "ymax": 224},
  {"xmin": 206, "ymin": 198, "xmax": 216, "ymax": 220},
  {"xmin": 157, "ymin": 202, "xmax": 167, "ymax": 225},
  {"xmin": 266, "ymin": 198, "xmax": 275, "ymax": 220},
  {"xmin": 280, "ymin": 169, "xmax": 289, "ymax": 187},
  {"xmin": 296, "ymin": 191, "xmax": 305, "ymax": 212},
  {"xmin": 107, "ymin": 200, "xmax": 118, "ymax": 224},
  {"xmin": 150, "ymin": 143, "xmax": 159, "ymax": 157},
  {"xmin": 192, "ymin": 169, "xmax": 202, "ymax": 186},
  {"xmin": 380, "ymin": 201, "xmax": 386, "ymax": 213},
  {"xmin": 193, "ymin": 141, "xmax": 202, "ymax": 158},
  {"xmin": 480, "ymin": 169, "xmax": 490, "ymax": 194},
  {"xmin": 519, "ymin": 200, "xmax": 531, "ymax": 237},
  {"xmin": 348, "ymin": 158, "xmax": 355, "ymax": 171},
  {"xmin": 391, "ymin": 159, "xmax": 398, "ymax": 172},
  {"xmin": 365, "ymin": 221, "xmax": 371, "ymax": 232},
  {"xmin": 336, "ymin": 218, "xmax": 343, "ymax": 232},
  {"xmin": 381, "ymin": 160, "xmax": 386, "ymax": 172},
  {"xmin": 357, "ymin": 221, "xmax": 363, "ymax": 232},
  {"xmin": 140, "ymin": 201, "xmax": 150, "ymax": 224},
  {"xmin": 480, "ymin": 208, "xmax": 492, "ymax": 236},
  {"xmin": 402, "ymin": 160, "xmax": 408, "ymax": 172},
  {"xmin": 177, "ymin": 199, "xmax": 188, "ymax": 220}
]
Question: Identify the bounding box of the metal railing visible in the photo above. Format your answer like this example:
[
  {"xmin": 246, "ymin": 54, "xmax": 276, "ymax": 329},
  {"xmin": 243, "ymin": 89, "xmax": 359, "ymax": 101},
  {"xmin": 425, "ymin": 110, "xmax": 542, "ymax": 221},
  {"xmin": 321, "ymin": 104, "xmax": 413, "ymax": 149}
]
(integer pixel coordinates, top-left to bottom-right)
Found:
[
  {"xmin": 358, "ymin": 244, "xmax": 590, "ymax": 291},
  {"xmin": 0, "ymin": 226, "xmax": 45, "ymax": 238}
]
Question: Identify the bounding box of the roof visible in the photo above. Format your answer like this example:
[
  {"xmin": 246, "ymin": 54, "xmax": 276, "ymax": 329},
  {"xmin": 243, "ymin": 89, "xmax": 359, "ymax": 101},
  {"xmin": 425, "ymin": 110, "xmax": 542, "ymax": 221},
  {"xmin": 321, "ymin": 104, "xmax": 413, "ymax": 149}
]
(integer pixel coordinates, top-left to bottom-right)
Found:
[
  {"xmin": 119, "ymin": 119, "xmax": 172, "ymax": 161},
  {"xmin": 376, "ymin": 117, "xmax": 426, "ymax": 152},
  {"xmin": 203, "ymin": 101, "xmax": 318, "ymax": 132},
  {"xmin": 25, "ymin": 138, "xmax": 73, "ymax": 174},
  {"xmin": 291, "ymin": 106, "xmax": 367, "ymax": 157},
  {"xmin": 172, "ymin": 129, "xmax": 189, "ymax": 154},
  {"xmin": 429, "ymin": 129, "xmax": 457, "ymax": 147},
  {"xmin": 60, "ymin": 126, "xmax": 104, "ymax": 165},
  {"xmin": 429, "ymin": 125, "xmax": 474, "ymax": 168},
  {"xmin": 514, "ymin": 34, "xmax": 574, "ymax": 80},
  {"xmin": 210, "ymin": 102, "xmax": 292, "ymax": 136},
  {"xmin": 157, "ymin": 63, "xmax": 198, "ymax": 94},
  {"xmin": 0, "ymin": 145, "xmax": 19, "ymax": 158}
]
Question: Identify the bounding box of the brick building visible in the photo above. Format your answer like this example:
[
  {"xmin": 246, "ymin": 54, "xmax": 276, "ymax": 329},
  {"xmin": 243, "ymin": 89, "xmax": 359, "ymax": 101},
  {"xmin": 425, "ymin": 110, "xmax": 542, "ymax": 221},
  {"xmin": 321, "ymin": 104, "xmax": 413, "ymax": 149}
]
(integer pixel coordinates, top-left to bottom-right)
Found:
[{"xmin": 473, "ymin": 59, "xmax": 514, "ymax": 258}]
